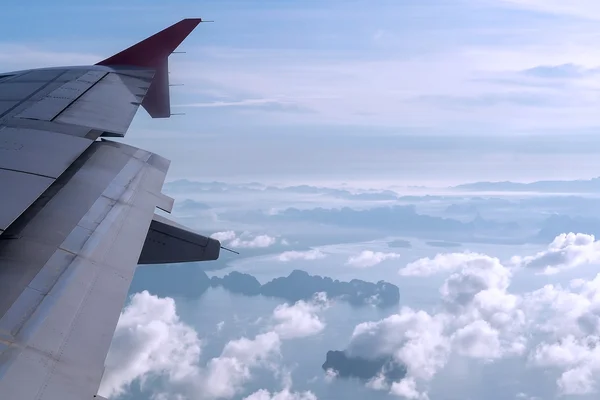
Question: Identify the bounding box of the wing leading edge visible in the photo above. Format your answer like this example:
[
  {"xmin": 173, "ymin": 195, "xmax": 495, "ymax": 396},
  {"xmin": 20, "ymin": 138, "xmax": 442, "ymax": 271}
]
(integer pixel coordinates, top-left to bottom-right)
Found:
[{"xmin": 0, "ymin": 19, "xmax": 216, "ymax": 400}]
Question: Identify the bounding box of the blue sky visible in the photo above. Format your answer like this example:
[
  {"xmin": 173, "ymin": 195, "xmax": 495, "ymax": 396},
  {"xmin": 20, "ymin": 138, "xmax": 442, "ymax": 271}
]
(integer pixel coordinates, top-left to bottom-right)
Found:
[{"xmin": 3, "ymin": 0, "xmax": 600, "ymax": 184}]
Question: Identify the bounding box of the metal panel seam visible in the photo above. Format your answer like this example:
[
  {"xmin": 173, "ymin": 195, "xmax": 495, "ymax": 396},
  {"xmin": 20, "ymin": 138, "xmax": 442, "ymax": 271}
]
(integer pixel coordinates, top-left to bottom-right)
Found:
[
  {"xmin": 0, "ymin": 70, "xmax": 69, "ymax": 119},
  {"xmin": 0, "ymin": 167, "xmax": 55, "ymax": 180},
  {"xmin": 50, "ymin": 72, "xmax": 109, "ymax": 122}
]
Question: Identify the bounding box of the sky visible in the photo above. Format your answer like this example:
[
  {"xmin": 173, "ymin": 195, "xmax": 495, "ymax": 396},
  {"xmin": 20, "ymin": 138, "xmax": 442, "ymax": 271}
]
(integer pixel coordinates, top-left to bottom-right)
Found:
[{"xmin": 3, "ymin": 0, "xmax": 600, "ymax": 184}]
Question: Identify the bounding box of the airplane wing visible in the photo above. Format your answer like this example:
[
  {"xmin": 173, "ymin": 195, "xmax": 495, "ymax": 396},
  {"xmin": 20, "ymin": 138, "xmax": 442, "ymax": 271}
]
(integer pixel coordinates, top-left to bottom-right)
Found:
[{"xmin": 0, "ymin": 19, "xmax": 220, "ymax": 400}]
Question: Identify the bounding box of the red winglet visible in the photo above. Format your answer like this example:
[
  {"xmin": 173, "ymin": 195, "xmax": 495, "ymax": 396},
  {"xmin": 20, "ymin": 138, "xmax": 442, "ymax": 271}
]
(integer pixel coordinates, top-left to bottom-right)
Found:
[{"xmin": 96, "ymin": 18, "xmax": 203, "ymax": 118}]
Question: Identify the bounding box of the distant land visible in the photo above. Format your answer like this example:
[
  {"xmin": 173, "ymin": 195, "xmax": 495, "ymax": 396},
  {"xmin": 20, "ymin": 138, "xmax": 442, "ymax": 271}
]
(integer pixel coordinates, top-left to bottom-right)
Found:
[
  {"xmin": 164, "ymin": 179, "xmax": 398, "ymax": 201},
  {"xmin": 322, "ymin": 350, "xmax": 406, "ymax": 383},
  {"xmin": 129, "ymin": 266, "xmax": 400, "ymax": 309},
  {"xmin": 453, "ymin": 177, "xmax": 600, "ymax": 193},
  {"xmin": 387, "ymin": 239, "xmax": 412, "ymax": 248},
  {"xmin": 426, "ymin": 241, "xmax": 461, "ymax": 248},
  {"xmin": 272, "ymin": 206, "xmax": 519, "ymax": 239}
]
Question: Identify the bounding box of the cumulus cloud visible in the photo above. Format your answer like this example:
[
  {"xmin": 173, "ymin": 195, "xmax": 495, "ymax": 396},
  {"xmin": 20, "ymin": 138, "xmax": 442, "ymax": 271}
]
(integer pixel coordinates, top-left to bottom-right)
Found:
[
  {"xmin": 439, "ymin": 254, "xmax": 511, "ymax": 309},
  {"xmin": 348, "ymin": 308, "xmax": 450, "ymax": 386},
  {"xmin": 211, "ymin": 231, "xmax": 237, "ymax": 241},
  {"xmin": 211, "ymin": 230, "xmax": 278, "ymax": 248},
  {"xmin": 98, "ymin": 291, "xmax": 202, "ymax": 398},
  {"xmin": 202, "ymin": 332, "xmax": 282, "ymax": 399},
  {"xmin": 100, "ymin": 292, "xmax": 308, "ymax": 400},
  {"xmin": 230, "ymin": 234, "xmax": 277, "ymax": 248},
  {"xmin": 523, "ymin": 273, "xmax": 600, "ymax": 395},
  {"xmin": 511, "ymin": 232, "xmax": 600, "ymax": 274},
  {"xmin": 346, "ymin": 243, "xmax": 532, "ymax": 397},
  {"xmin": 400, "ymin": 252, "xmax": 497, "ymax": 277},
  {"xmin": 243, "ymin": 388, "xmax": 317, "ymax": 400},
  {"xmin": 342, "ymin": 233, "xmax": 600, "ymax": 398},
  {"xmin": 276, "ymin": 249, "xmax": 326, "ymax": 262},
  {"xmin": 346, "ymin": 250, "xmax": 400, "ymax": 268},
  {"xmin": 390, "ymin": 377, "xmax": 428, "ymax": 400},
  {"xmin": 271, "ymin": 293, "xmax": 329, "ymax": 339}
]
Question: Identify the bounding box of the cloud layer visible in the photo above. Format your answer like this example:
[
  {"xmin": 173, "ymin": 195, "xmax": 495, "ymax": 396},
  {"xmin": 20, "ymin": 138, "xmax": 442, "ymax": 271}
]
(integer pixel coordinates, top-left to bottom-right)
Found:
[
  {"xmin": 101, "ymin": 292, "xmax": 327, "ymax": 399},
  {"xmin": 346, "ymin": 250, "xmax": 401, "ymax": 268},
  {"xmin": 349, "ymin": 232, "xmax": 600, "ymax": 398},
  {"xmin": 211, "ymin": 230, "xmax": 279, "ymax": 249}
]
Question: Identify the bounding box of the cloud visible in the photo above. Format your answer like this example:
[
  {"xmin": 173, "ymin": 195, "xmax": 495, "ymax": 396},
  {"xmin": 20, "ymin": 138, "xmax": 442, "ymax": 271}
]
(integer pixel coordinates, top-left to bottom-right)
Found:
[
  {"xmin": 511, "ymin": 232, "xmax": 600, "ymax": 274},
  {"xmin": 276, "ymin": 249, "xmax": 326, "ymax": 262},
  {"xmin": 346, "ymin": 243, "xmax": 528, "ymax": 397},
  {"xmin": 523, "ymin": 273, "xmax": 600, "ymax": 395},
  {"xmin": 99, "ymin": 293, "xmax": 294, "ymax": 400},
  {"xmin": 340, "ymin": 232, "xmax": 600, "ymax": 397},
  {"xmin": 451, "ymin": 319, "xmax": 503, "ymax": 359},
  {"xmin": 400, "ymin": 252, "xmax": 499, "ymax": 277},
  {"xmin": 211, "ymin": 231, "xmax": 237, "ymax": 241},
  {"xmin": 346, "ymin": 250, "xmax": 401, "ymax": 268},
  {"xmin": 529, "ymin": 335, "xmax": 600, "ymax": 395},
  {"xmin": 101, "ymin": 291, "xmax": 332, "ymax": 399},
  {"xmin": 176, "ymin": 99, "xmax": 314, "ymax": 114},
  {"xmin": 390, "ymin": 377, "xmax": 428, "ymax": 400},
  {"xmin": 0, "ymin": 44, "xmax": 98, "ymax": 70},
  {"xmin": 271, "ymin": 294, "xmax": 329, "ymax": 339},
  {"xmin": 496, "ymin": 0, "xmax": 600, "ymax": 20},
  {"xmin": 98, "ymin": 291, "xmax": 202, "ymax": 398},
  {"xmin": 348, "ymin": 309, "xmax": 450, "ymax": 383},
  {"xmin": 202, "ymin": 332, "xmax": 282, "ymax": 399},
  {"xmin": 243, "ymin": 388, "xmax": 317, "ymax": 400},
  {"xmin": 210, "ymin": 230, "xmax": 278, "ymax": 248},
  {"xmin": 522, "ymin": 63, "xmax": 600, "ymax": 79},
  {"xmin": 230, "ymin": 234, "xmax": 277, "ymax": 248}
]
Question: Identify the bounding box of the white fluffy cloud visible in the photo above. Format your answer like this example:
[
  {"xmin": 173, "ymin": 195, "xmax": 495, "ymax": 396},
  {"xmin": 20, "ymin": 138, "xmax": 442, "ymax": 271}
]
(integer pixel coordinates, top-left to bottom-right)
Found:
[
  {"xmin": 523, "ymin": 273, "xmax": 600, "ymax": 395},
  {"xmin": 346, "ymin": 250, "xmax": 400, "ymax": 268},
  {"xmin": 276, "ymin": 249, "xmax": 326, "ymax": 262},
  {"xmin": 511, "ymin": 233, "xmax": 600, "ymax": 274},
  {"xmin": 348, "ymin": 308, "xmax": 450, "ymax": 383},
  {"xmin": 271, "ymin": 294, "xmax": 329, "ymax": 339},
  {"xmin": 243, "ymin": 388, "xmax": 317, "ymax": 400},
  {"xmin": 211, "ymin": 230, "xmax": 237, "ymax": 242},
  {"xmin": 349, "ymin": 234, "xmax": 600, "ymax": 398},
  {"xmin": 230, "ymin": 234, "xmax": 277, "ymax": 248},
  {"xmin": 98, "ymin": 291, "xmax": 202, "ymax": 398},
  {"xmin": 211, "ymin": 230, "xmax": 278, "ymax": 248},
  {"xmin": 102, "ymin": 291, "xmax": 331, "ymax": 399},
  {"xmin": 400, "ymin": 252, "xmax": 498, "ymax": 277},
  {"xmin": 202, "ymin": 332, "xmax": 282, "ymax": 399}
]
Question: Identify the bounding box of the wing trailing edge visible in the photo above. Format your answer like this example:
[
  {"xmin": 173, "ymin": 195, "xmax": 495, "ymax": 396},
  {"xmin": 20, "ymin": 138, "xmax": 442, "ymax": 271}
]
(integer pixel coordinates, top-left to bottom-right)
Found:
[
  {"xmin": 96, "ymin": 18, "xmax": 203, "ymax": 118},
  {"xmin": 138, "ymin": 213, "xmax": 221, "ymax": 264}
]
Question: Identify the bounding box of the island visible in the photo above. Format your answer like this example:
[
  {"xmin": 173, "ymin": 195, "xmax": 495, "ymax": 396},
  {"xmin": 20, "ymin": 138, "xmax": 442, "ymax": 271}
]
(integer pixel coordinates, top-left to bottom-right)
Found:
[
  {"xmin": 129, "ymin": 267, "xmax": 400, "ymax": 309},
  {"xmin": 211, "ymin": 269, "xmax": 400, "ymax": 308},
  {"xmin": 322, "ymin": 350, "xmax": 406, "ymax": 383}
]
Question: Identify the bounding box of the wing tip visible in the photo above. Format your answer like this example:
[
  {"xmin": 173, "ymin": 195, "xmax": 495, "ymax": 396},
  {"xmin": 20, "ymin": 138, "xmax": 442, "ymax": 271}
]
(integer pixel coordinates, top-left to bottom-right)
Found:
[
  {"xmin": 95, "ymin": 18, "xmax": 204, "ymax": 68},
  {"xmin": 96, "ymin": 18, "xmax": 206, "ymax": 118}
]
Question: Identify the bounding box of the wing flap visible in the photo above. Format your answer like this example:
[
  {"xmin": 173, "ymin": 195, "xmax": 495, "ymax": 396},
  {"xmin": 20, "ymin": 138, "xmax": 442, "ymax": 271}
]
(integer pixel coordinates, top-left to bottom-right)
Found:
[
  {"xmin": 0, "ymin": 140, "xmax": 173, "ymax": 400},
  {"xmin": 138, "ymin": 213, "xmax": 221, "ymax": 264},
  {"xmin": 0, "ymin": 126, "xmax": 92, "ymax": 178},
  {"xmin": 0, "ymin": 169, "xmax": 54, "ymax": 231}
]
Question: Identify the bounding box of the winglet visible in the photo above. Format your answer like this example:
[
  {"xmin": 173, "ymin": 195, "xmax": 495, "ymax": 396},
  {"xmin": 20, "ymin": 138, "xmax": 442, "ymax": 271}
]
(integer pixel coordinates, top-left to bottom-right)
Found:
[{"xmin": 96, "ymin": 18, "xmax": 203, "ymax": 118}]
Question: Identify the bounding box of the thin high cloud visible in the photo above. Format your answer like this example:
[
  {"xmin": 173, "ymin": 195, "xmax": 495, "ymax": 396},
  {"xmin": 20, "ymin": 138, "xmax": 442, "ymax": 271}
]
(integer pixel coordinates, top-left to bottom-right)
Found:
[
  {"xmin": 165, "ymin": 0, "xmax": 600, "ymax": 131},
  {"xmin": 7, "ymin": 2, "xmax": 600, "ymax": 135},
  {"xmin": 494, "ymin": 0, "xmax": 600, "ymax": 20},
  {"xmin": 276, "ymin": 249, "xmax": 326, "ymax": 262}
]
